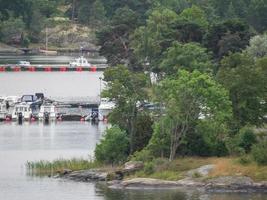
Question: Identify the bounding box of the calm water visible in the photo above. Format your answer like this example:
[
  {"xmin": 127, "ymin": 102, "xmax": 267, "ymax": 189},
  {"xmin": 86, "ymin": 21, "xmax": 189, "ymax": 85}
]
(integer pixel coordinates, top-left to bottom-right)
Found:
[
  {"xmin": 1, "ymin": 122, "xmax": 266, "ymax": 200},
  {"xmin": 0, "ymin": 71, "xmax": 103, "ymax": 101}
]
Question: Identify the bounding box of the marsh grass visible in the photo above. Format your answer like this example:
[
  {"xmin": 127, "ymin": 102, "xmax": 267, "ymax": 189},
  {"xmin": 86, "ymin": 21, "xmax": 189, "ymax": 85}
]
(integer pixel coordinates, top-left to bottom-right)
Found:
[{"xmin": 26, "ymin": 158, "xmax": 101, "ymax": 176}]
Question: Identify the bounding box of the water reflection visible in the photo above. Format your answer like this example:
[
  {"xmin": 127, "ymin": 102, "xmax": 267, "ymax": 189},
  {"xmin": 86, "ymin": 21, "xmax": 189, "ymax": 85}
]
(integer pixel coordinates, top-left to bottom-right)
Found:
[{"xmin": 96, "ymin": 184, "xmax": 267, "ymax": 200}]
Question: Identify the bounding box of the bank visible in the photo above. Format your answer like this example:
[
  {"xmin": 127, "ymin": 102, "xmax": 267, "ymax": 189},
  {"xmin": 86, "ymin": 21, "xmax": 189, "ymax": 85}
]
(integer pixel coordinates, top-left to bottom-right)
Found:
[{"xmin": 27, "ymin": 157, "xmax": 267, "ymax": 193}]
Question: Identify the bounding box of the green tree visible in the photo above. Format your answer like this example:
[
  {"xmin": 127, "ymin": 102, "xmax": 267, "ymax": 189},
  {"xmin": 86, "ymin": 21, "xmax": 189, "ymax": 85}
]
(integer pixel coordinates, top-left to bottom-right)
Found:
[
  {"xmin": 95, "ymin": 126, "xmax": 129, "ymax": 165},
  {"xmin": 172, "ymin": 5, "xmax": 209, "ymax": 44},
  {"xmin": 246, "ymin": 34, "xmax": 267, "ymax": 59},
  {"xmin": 102, "ymin": 65, "xmax": 148, "ymax": 153},
  {"xmin": 153, "ymin": 70, "xmax": 232, "ymax": 160},
  {"xmin": 217, "ymin": 53, "xmax": 267, "ymax": 129},
  {"xmin": 247, "ymin": 0, "xmax": 267, "ymax": 32},
  {"xmin": 0, "ymin": 17, "xmax": 25, "ymax": 44},
  {"xmin": 28, "ymin": 9, "xmax": 44, "ymax": 42},
  {"xmin": 130, "ymin": 8, "xmax": 178, "ymax": 72},
  {"xmin": 179, "ymin": 5, "xmax": 208, "ymax": 28},
  {"xmin": 97, "ymin": 7, "xmax": 139, "ymax": 66},
  {"xmin": 89, "ymin": 0, "xmax": 106, "ymax": 28},
  {"xmin": 205, "ymin": 19, "xmax": 252, "ymax": 60},
  {"xmin": 160, "ymin": 42, "xmax": 213, "ymax": 76}
]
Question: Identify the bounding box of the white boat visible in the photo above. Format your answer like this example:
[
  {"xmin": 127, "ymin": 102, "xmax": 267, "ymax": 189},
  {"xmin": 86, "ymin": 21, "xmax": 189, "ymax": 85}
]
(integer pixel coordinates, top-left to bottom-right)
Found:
[
  {"xmin": 38, "ymin": 104, "xmax": 56, "ymax": 121},
  {"xmin": 18, "ymin": 61, "xmax": 31, "ymax": 67},
  {"xmin": 5, "ymin": 96, "xmax": 20, "ymax": 106},
  {"xmin": 12, "ymin": 102, "xmax": 32, "ymax": 121},
  {"xmin": 98, "ymin": 98, "xmax": 116, "ymax": 120},
  {"xmin": 69, "ymin": 56, "xmax": 91, "ymax": 68},
  {"xmin": 0, "ymin": 103, "xmax": 7, "ymax": 120}
]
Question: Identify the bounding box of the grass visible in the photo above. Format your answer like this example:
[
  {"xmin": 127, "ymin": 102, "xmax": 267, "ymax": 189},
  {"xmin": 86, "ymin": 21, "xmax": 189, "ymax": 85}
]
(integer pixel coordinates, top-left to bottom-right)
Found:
[
  {"xmin": 208, "ymin": 157, "xmax": 267, "ymax": 181},
  {"xmin": 127, "ymin": 157, "xmax": 267, "ymax": 182},
  {"xmin": 26, "ymin": 158, "xmax": 102, "ymax": 176},
  {"xmin": 127, "ymin": 157, "xmax": 212, "ymax": 181}
]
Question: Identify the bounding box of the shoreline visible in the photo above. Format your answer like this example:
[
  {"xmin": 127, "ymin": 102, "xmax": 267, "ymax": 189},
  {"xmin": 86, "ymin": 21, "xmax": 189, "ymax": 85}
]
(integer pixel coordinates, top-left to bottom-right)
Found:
[{"xmin": 56, "ymin": 165, "xmax": 267, "ymax": 193}]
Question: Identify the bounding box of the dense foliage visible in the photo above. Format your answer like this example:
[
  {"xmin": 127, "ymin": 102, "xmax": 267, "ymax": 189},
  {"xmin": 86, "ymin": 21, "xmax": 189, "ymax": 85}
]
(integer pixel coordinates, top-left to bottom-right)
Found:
[{"xmin": 95, "ymin": 126, "xmax": 129, "ymax": 165}]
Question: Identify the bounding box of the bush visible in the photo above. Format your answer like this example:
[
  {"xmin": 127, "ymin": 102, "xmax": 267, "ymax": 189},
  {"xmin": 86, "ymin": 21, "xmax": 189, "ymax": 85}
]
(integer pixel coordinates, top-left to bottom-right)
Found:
[
  {"xmin": 251, "ymin": 141, "xmax": 267, "ymax": 165},
  {"xmin": 95, "ymin": 126, "xmax": 129, "ymax": 165},
  {"xmin": 238, "ymin": 127, "xmax": 257, "ymax": 153},
  {"xmin": 226, "ymin": 127, "xmax": 257, "ymax": 155},
  {"xmin": 144, "ymin": 162, "xmax": 155, "ymax": 175},
  {"xmin": 131, "ymin": 149, "xmax": 154, "ymax": 162}
]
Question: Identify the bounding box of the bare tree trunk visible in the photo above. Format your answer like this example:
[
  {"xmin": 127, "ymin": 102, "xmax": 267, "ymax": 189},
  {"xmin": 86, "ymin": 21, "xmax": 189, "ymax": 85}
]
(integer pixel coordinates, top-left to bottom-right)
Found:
[
  {"xmin": 129, "ymin": 104, "xmax": 137, "ymax": 154},
  {"xmin": 169, "ymin": 120, "xmax": 189, "ymax": 161}
]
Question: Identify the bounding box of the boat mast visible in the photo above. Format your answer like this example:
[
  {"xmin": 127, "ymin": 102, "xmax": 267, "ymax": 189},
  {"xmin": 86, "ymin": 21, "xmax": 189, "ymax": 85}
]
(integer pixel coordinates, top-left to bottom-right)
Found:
[{"xmin": 45, "ymin": 27, "xmax": 48, "ymax": 53}]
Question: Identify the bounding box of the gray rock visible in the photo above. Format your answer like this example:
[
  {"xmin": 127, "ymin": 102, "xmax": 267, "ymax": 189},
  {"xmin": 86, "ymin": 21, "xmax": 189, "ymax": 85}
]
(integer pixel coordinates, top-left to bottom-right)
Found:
[
  {"xmin": 62, "ymin": 169, "xmax": 108, "ymax": 182},
  {"xmin": 186, "ymin": 165, "xmax": 215, "ymax": 178},
  {"xmin": 119, "ymin": 178, "xmax": 180, "ymax": 189},
  {"xmin": 124, "ymin": 161, "xmax": 144, "ymax": 171}
]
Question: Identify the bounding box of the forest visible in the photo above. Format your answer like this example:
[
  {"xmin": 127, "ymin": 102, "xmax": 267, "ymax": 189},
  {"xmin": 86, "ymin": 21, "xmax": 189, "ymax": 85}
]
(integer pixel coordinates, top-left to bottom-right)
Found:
[{"xmin": 1, "ymin": 0, "xmax": 267, "ymax": 166}]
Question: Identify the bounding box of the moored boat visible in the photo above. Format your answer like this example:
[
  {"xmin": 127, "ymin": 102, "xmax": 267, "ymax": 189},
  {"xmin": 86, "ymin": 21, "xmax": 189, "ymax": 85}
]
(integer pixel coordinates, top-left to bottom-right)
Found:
[
  {"xmin": 69, "ymin": 56, "xmax": 91, "ymax": 68},
  {"xmin": 0, "ymin": 103, "xmax": 7, "ymax": 121},
  {"xmin": 38, "ymin": 103, "xmax": 57, "ymax": 121},
  {"xmin": 12, "ymin": 102, "xmax": 32, "ymax": 121},
  {"xmin": 98, "ymin": 98, "xmax": 115, "ymax": 121}
]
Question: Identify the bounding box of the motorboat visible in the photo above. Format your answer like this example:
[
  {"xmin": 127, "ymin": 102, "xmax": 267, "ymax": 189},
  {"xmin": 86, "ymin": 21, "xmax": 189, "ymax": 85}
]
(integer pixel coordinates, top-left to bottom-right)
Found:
[
  {"xmin": 5, "ymin": 96, "xmax": 20, "ymax": 106},
  {"xmin": 18, "ymin": 61, "xmax": 31, "ymax": 67},
  {"xmin": 0, "ymin": 103, "xmax": 7, "ymax": 120},
  {"xmin": 98, "ymin": 98, "xmax": 116, "ymax": 120},
  {"xmin": 38, "ymin": 103, "xmax": 57, "ymax": 121},
  {"xmin": 12, "ymin": 102, "xmax": 32, "ymax": 121},
  {"xmin": 69, "ymin": 56, "xmax": 91, "ymax": 68}
]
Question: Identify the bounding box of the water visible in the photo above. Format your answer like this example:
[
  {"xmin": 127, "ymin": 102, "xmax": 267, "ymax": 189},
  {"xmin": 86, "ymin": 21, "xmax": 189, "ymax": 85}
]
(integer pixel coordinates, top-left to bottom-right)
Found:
[
  {"xmin": 1, "ymin": 122, "xmax": 266, "ymax": 200},
  {"xmin": 0, "ymin": 71, "xmax": 103, "ymax": 101}
]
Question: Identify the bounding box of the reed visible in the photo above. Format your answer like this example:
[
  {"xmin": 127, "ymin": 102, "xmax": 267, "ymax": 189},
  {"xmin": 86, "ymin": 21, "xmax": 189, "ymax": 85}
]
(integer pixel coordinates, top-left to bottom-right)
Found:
[{"xmin": 26, "ymin": 158, "xmax": 101, "ymax": 176}]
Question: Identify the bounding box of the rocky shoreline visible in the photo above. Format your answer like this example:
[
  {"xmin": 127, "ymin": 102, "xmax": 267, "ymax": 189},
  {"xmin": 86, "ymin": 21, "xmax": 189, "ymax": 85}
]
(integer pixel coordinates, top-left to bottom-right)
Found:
[{"xmin": 56, "ymin": 163, "xmax": 267, "ymax": 193}]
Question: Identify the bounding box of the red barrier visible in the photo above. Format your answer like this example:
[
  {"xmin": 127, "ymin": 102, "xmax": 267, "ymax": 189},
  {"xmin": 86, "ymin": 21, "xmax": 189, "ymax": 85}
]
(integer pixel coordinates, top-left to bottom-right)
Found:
[
  {"xmin": 76, "ymin": 67, "xmax": 83, "ymax": 72},
  {"xmin": 0, "ymin": 67, "xmax": 5, "ymax": 72},
  {"xmin": 90, "ymin": 66, "xmax": 97, "ymax": 72},
  {"xmin": 28, "ymin": 67, "xmax": 35, "ymax": 72},
  {"xmin": 13, "ymin": 67, "xmax": 21, "ymax": 72},
  {"xmin": 60, "ymin": 67, "xmax": 67, "ymax": 72},
  {"xmin": 44, "ymin": 67, "xmax": 52, "ymax": 72}
]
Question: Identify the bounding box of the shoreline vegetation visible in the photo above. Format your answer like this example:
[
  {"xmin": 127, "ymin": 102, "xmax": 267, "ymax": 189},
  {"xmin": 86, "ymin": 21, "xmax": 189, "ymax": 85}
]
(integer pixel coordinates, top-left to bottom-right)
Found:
[{"xmin": 26, "ymin": 157, "xmax": 267, "ymax": 186}]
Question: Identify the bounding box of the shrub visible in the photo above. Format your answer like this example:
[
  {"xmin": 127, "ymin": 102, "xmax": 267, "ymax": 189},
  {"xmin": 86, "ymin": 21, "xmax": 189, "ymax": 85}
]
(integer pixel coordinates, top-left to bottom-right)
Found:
[
  {"xmin": 131, "ymin": 149, "xmax": 154, "ymax": 162},
  {"xmin": 144, "ymin": 162, "xmax": 155, "ymax": 175},
  {"xmin": 238, "ymin": 127, "xmax": 257, "ymax": 153},
  {"xmin": 95, "ymin": 126, "xmax": 129, "ymax": 165},
  {"xmin": 226, "ymin": 127, "xmax": 257, "ymax": 155},
  {"xmin": 251, "ymin": 141, "xmax": 267, "ymax": 165}
]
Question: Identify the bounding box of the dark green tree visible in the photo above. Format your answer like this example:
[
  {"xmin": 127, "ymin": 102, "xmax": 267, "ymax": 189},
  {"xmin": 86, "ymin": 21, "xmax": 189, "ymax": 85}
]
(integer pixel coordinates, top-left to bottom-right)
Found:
[
  {"xmin": 217, "ymin": 53, "xmax": 267, "ymax": 129},
  {"xmin": 152, "ymin": 70, "xmax": 232, "ymax": 160},
  {"xmin": 102, "ymin": 65, "xmax": 149, "ymax": 154},
  {"xmin": 205, "ymin": 19, "xmax": 253, "ymax": 60},
  {"xmin": 95, "ymin": 125, "xmax": 129, "ymax": 165},
  {"xmin": 97, "ymin": 7, "xmax": 139, "ymax": 66},
  {"xmin": 160, "ymin": 42, "xmax": 213, "ymax": 76}
]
